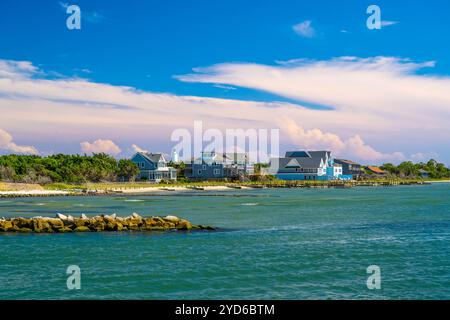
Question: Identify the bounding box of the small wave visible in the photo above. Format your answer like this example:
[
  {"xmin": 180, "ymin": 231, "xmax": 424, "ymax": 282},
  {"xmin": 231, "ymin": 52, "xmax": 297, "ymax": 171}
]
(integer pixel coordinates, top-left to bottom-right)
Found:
[
  {"xmin": 241, "ymin": 203, "xmax": 258, "ymax": 206},
  {"xmin": 124, "ymin": 199, "xmax": 145, "ymax": 202},
  {"xmin": 73, "ymin": 204, "xmax": 85, "ymax": 207},
  {"xmin": 35, "ymin": 203, "xmax": 46, "ymax": 206}
]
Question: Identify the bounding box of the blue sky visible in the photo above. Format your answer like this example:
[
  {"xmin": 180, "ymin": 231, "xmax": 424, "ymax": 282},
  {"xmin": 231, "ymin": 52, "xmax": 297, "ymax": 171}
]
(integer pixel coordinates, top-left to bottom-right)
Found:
[{"xmin": 0, "ymin": 0, "xmax": 450, "ymax": 164}]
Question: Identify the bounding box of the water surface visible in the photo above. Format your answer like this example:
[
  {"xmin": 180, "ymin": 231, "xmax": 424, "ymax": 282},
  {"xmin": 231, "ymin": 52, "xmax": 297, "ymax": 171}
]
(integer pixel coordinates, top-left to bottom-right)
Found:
[{"xmin": 1, "ymin": 184, "xmax": 449, "ymax": 299}]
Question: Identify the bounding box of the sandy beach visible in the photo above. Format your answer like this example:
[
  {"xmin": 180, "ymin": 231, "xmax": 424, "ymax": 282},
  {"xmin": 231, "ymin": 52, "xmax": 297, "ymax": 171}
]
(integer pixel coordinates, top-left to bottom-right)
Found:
[
  {"xmin": 0, "ymin": 185, "xmax": 253, "ymax": 197},
  {"xmin": 0, "ymin": 190, "xmax": 70, "ymax": 196}
]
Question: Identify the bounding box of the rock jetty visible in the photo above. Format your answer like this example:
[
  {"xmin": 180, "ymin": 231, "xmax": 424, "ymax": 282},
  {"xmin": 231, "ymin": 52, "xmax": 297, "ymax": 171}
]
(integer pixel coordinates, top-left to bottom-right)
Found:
[{"xmin": 0, "ymin": 213, "xmax": 215, "ymax": 233}]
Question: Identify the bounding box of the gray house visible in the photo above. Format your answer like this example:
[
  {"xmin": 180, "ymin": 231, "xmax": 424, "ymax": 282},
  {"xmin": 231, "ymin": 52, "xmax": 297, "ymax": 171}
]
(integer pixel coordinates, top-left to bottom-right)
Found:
[
  {"xmin": 184, "ymin": 152, "xmax": 250, "ymax": 180},
  {"xmin": 131, "ymin": 152, "xmax": 177, "ymax": 182},
  {"xmin": 184, "ymin": 152, "xmax": 224, "ymax": 180}
]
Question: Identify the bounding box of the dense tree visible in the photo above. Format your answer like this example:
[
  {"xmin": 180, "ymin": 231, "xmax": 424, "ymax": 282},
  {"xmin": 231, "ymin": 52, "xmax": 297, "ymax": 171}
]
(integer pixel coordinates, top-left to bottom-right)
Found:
[
  {"xmin": 254, "ymin": 163, "xmax": 270, "ymax": 175},
  {"xmin": 117, "ymin": 159, "xmax": 139, "ymax": 182},
  {"xmin": 397, "ymin": 161, "xmax": 418, "ymax": 177},
  {"xmin": 0, "ymin": 154, "xmax": 138, "ymax": 184},
  {"xmin": 381, "ymin": 159, "xmax": 450, "ymax": 179},
  {"xmin": 380, "ymin": 163, "xmax": 398, "ymax": 175},
  {"xmin": 168, "ymin": 161, "xmax": 186, "ymax": 180}
]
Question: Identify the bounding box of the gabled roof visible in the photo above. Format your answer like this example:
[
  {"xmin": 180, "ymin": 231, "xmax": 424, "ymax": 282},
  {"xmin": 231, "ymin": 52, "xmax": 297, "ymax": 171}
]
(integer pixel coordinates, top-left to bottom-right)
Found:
[
  {"xmin": 366, "ymin": 166, "xmax": 386, "ymax": 174},
  {"xmin": 335, "ymin": 159, "xmax": 360, "ymax": 165},
  {"xmin": 285, "ymin": 158, "xmax": 301, "ymax": 168},
  {"xmin": 276, "ymin": 156, "xmax": 323, "ymax": 169},
  {"xmin": 137, "ymin": 152, "xmax": 166, "ymax": 164}
]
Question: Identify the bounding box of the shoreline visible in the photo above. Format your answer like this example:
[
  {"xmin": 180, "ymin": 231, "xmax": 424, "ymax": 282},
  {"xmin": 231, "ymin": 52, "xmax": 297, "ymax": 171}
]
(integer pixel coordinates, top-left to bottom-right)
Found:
[{"xmin": 0, "ymin": 180, "xmax": 442, "ymax": 198}]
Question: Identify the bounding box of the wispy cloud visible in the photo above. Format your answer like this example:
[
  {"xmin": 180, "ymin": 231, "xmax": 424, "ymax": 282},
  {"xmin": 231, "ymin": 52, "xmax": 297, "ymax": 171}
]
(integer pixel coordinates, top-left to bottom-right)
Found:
[
  {"xmin": 0, "ymin": 57, "xmax": 449, "ymax": 163},
  {"xmin": 381, "ymin": 20, "xmax": 399, "ymax": 27},
  {"xmin": 80, "ymin": 139, "xmax": 121, "ymax": 155},
  {"xmin": 292, "ymin": 20, "xmax": 315, "ymax": 38},
  {"xmin": 213, "ymin": 84, "xmax": 236, "ymax": 90},
  {"xmin": 176, "ymin": 56, "xmax": 450, "ymax": 162}
]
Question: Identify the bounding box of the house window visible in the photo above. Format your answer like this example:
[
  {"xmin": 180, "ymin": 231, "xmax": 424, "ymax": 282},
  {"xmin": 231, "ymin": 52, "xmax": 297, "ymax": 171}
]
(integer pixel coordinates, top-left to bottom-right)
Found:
[
  {"xmin": 198, "ymin": 170, "xmax": 202, "ymax": 175},
  {"xmin": 202, "ymin": 165, "xmax": 206, "ymax": 170},
  {"xmin": 140, "ymin": 162, "xmax": 145, "ymax": 168},
  {"xmin": 214, "ymin": 169, "xmax": 221, "ymax": 175}
]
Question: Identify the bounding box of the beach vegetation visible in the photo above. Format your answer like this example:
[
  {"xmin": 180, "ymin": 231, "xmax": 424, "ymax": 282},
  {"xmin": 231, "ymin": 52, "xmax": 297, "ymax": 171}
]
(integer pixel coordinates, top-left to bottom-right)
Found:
[{"xmin": 0, "ymin": 153, "xmax": 138, "ymax": 184}]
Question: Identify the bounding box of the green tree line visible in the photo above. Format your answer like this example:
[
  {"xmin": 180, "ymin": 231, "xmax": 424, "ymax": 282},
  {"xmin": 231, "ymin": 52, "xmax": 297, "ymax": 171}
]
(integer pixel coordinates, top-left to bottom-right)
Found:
[
  {"xmin": 380, "ymin": 159, "xmax": 450, "ymax": 179},
  {"xmin": 0, "ymin": 154, "xmax": 139, "ymax": 184}
]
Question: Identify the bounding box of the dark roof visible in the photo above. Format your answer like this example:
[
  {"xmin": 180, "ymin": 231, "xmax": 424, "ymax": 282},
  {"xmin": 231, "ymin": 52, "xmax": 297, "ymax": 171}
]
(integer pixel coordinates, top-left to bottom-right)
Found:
[
  {"xmin": 308, "ymin": 151, "xmax": 331, "ymax": 160},
  {"xmin": 335, "ymin": 159, "xmax": 360, "ymax": 165},
  {"xmin": 276, "ymin": 156, "xmax": 323, "ymax": 169},
  {"xmin": 285, "ymin": 151, "xmax": 331, "ymax": 160},
  {"xmin": 285, "ymin": 151, "xmax": 311, "ymax": 158},
  {"xmin": 140, "ymin": 152, "xmax": 165, "ymax": 163}
]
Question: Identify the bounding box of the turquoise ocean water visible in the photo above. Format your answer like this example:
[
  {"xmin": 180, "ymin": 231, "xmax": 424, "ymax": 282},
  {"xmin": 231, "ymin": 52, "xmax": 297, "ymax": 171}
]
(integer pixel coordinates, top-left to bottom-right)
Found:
[{"xmin": 0, "ymin": 184, "xmax": 449, "ymax": 299}]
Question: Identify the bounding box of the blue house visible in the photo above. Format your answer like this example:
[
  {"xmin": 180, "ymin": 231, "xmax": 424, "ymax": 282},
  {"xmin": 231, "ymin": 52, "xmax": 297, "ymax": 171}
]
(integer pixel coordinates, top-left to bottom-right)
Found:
[
  {"xmin": 269, "ymin": 151, "xmax": 353, "ymax": 181},
  {"xmin": 131, "ymin": 152, "xmax": 177, "ymax": 182},
  {"xmin": 334, "ymin": 159, "xmax": 362, "ymax": 179}
]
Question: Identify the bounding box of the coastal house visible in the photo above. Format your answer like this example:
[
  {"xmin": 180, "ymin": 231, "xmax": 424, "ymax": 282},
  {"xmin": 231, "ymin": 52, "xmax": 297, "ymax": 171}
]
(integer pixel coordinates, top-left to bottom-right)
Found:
[
  {"xmin": 184, "ymin": 152, "xmax": 250, "ymax": 180},
  {"xmin": 418, "ymin": 169, "xmax": 430, "ymax": 179},
  {"xmin": 184, "ymin": 152, "xmax": 225, "ymax": 180},
  {"xmin": 131, "ymin": 152, "xmax": 177, "ymax": 182},
  {"xmin": 334, "ymin": 159, "xmax": 362, "ymax": 179},
  {"xmin": 268, "ymin": 150, "xmax": 352, "ymax": 181},
  {"xmin": 365, "ymin": 166, "xmax": 387, "ymax": 176},
  {"xmin": 223, "ymin": 152, "xmax": 251, "ymax": 179}
]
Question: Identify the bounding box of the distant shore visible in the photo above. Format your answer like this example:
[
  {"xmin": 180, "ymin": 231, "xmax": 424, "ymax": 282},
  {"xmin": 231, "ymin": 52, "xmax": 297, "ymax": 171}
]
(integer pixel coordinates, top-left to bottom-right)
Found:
[
  {"xmin": 0, "ymin": 179, "xmax": 443, "ymax": 198},
  {"xmin": 427, "ymin": 179, "xmax": 450, "ymax": 183}
]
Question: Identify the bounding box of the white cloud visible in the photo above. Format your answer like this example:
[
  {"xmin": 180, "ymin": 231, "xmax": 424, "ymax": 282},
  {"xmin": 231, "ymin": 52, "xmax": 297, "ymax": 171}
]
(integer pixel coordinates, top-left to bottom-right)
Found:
[
  {"xmin": 381, "ymin": 20, "xmax": 399, "ymax": 27},
  {"xmin": 410, "ymin": 152, "xmax": 439, "ymax": 162},
  {"xmin": 131, "ymin": 144, "xmax": 148, "ymax": 153},
  {"xmin": 0, "ymin": 128, "xmax": 39, "ymax": 155},
  {"xmin": 1, "ymin": 57, "xmax": 449, "ymax": 164},
  {"xmin": 282, "ymin": 119, "xmax": 404, "ymax": 163},
  {"xmin": 176, "ymin": 57, "xmax": 450, "ymax": 149},
  {"xmin": 345, "ymin": 135, "xmax": 405, "ymax": 162},
  {"xmin": 213, "ymin": 84, "xmax": 236, "ymax": 90},
  {"xmin": 0, "ymin": 60, "xmax": 39, "ymax": 80},
  {"xmin": 80, "ymin": 139, "xmax": 121, "ymax": 155},
  {"xmin": 292, "ymin": 20, "xmax": 315, "ymax": 38}
]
